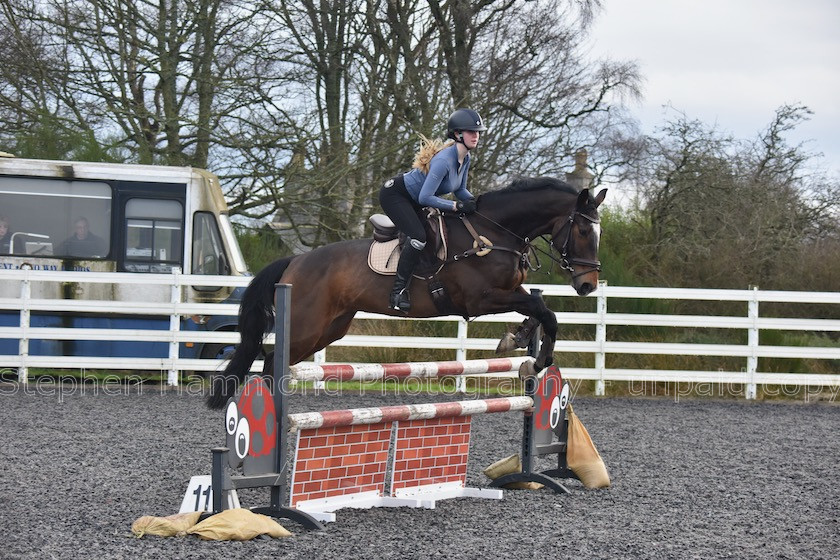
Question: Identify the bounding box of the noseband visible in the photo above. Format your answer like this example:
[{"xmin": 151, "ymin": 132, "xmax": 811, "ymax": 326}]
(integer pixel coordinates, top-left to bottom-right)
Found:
[{"xmin": 552, "ymin": 211, "xmax": 601, "ymax": 279}]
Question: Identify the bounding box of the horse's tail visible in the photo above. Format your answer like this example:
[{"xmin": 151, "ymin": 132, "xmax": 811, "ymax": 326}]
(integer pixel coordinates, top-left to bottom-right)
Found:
[{"xmin": 206, "ymin": 256, "xmax": 296, "ymax": 409}]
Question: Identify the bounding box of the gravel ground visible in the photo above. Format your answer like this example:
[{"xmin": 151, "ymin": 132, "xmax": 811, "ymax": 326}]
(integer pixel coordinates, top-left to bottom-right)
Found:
[{"xmin": 1, "ymin": 382, "xmax": 838, "ymax": 560}]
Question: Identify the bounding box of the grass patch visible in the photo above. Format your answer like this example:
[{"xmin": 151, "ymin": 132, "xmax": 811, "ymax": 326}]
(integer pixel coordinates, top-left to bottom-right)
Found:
[
  {"xmin": 22, "ymin": 368, "xmax": 163, "ymax": 383},
  {"xmin": 299, "ymin": 376, "xmax": 525, "ymax": 397}
]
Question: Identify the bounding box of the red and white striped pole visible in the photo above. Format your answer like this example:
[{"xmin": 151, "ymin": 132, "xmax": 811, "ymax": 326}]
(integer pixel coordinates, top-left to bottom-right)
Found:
[{"xmin": 288, "ymin": 396, "xmax": 534, "ymax": 431}]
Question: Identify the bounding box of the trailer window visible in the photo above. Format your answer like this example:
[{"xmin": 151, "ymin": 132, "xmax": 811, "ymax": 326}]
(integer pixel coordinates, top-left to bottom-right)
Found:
[
  {"xmin": 0, "ymin": 177, "xmax": 111, "ymax": 258},
  {"xmin": 124, "ymin": 198, "xmax": 183, "ymax": 272},
  {"xmin": 192, "ymin": 212, "xmax": 229, "ymax": 290}
]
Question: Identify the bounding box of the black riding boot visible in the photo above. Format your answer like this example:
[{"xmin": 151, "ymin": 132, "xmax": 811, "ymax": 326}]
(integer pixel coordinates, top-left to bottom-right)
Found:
[{"xmin": 389, "ymin": 244, "xmax": 422, "ymax": 312}]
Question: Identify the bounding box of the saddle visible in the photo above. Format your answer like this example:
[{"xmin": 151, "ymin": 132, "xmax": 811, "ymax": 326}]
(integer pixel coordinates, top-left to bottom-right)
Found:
[
  {"xmin": 367, "ymin": 209, "xmax": 448, "ymax": 277},
  {"xmin": 366, "ymin": 208, "xmax": 525, "ymax": 317}
]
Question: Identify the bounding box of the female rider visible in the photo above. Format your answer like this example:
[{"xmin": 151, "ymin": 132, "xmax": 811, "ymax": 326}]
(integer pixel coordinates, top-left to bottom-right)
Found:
[{"xmin": 379, "ymin": 108, "xmax": 486, "ymax": 312}]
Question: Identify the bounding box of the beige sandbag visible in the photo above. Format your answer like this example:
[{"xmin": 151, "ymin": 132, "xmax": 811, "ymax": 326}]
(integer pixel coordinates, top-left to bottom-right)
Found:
[
  {"xmin": 566, "ymin": 403, "xmax": 610, "ymax": 488},
  {"xmin": 187, "ymin": 508, "xmax": 292, "ymax": 540},
  {"xmin": 131, "ymin": 511, "xmax": 202, "ymax": 538},
  {"xmin": 483, "ymin": 454, "xmax": 543, "ymax": 490}
]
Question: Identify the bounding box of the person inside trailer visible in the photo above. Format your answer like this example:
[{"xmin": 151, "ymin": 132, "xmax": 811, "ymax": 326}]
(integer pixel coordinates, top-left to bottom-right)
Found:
[
  {"xmin": 0, "ymin": 215, "xmax": 25, "ymax": 255},
  {"xmin": 57, "ymin": 217, "xmax": 108, "ymax": 258}
]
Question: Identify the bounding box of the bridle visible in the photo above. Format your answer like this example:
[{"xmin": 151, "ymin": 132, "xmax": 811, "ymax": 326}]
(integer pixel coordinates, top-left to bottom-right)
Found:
[
  {"xmin": 453, "ymin": 208, "xmax": 601, "ymax": 279},
  {"xmin": 550, "ymin": 211, "xmax": 602, "ymax": 279}
]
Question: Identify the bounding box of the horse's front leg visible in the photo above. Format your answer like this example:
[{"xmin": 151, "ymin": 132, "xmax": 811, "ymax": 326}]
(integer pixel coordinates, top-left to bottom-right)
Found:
[
  {"xmin": 473, "ymin": 287, "xmax": 557, "ymax": 372},
  {"xmin": 496, "ymin": 316, "xmax": 541, "ymax": 353},
  {"xmin": 531, "ymin": 305, "xmax": 557, "ymax": 371}
]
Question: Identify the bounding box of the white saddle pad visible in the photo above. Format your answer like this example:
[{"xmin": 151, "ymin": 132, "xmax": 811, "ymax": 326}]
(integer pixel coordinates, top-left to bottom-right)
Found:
[
  {"xmin": 368, "ymin": 239, "xmax": 401, "ymax": 275},
  {"xmin": 367, "ymin": 239, "xmax": 447, "ymax": 276}
]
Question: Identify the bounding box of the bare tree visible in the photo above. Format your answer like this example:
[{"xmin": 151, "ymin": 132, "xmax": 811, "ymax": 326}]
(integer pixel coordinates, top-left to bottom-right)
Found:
[
  {"xmin": 0, "ymin": 0, "xmax": 643, "ymax": 252},
  {"xmin": 470, "ymin": 0, "xmax": 641, "ymax": 187},
  {"xmin": 240, "ymin": 0, "xmax": 641, "ymax": 249},
  {"xmin": 0, "ymin": 0, "xmax": 293, "ymax": 168},
  {"xmin": 630, "ymin": 104, "xmax": 840, "ymax": 289}
]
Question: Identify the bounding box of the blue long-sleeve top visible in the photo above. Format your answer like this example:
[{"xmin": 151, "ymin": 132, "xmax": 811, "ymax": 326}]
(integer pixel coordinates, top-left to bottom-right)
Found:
[{"xmin": 402, "ymin": 143, "xmax": 474, "ymax": 211}]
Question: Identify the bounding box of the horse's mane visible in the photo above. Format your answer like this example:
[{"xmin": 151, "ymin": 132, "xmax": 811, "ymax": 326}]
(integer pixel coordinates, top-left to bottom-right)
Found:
[{"xmin": 479, "ymin": 176, "xmax": 579, "ymax": 202}]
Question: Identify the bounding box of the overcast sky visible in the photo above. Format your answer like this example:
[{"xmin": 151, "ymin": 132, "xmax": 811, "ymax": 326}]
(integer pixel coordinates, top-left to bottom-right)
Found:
[{"xmin": 588, "ymin": 0, "xmax": 840, "ymax": 178}]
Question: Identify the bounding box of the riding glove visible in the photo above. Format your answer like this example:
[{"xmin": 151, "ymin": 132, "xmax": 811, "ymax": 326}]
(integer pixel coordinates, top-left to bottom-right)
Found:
[{"xmin": 456, "ymin": 199, "xmax": 477, "ymax": 214}]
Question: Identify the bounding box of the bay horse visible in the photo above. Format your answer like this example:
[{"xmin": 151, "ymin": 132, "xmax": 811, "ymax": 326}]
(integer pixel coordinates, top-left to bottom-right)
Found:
[{"xmin": 207, "ymin": 177, "xmax": 606, "ymax": 409}]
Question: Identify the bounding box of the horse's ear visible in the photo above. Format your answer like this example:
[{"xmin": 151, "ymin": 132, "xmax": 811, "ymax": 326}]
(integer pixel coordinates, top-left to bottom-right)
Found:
[
  {"xmin": 576, "ymin": 188, "xmax": 590, "ymax": 208},
  {"xmin": 594, "ymin": 188, "xmax": 607, "ymax": 207}
]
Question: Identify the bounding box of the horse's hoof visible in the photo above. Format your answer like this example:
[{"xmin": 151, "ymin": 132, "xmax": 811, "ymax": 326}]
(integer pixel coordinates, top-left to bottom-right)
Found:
[
  {"xmin": 533, "ymin": 355, "xmax": 553, "ymax": 372},
  {"xmin": 518, "ymin": 359, "xmax": 538, "ymax": 380},
  {"xmin": 513, "ymin": 318, "xmax": 540, "ymax": 348},
  {"xmin": 496, "ymin": 332, "xmax": 516, "ymax": 354}
]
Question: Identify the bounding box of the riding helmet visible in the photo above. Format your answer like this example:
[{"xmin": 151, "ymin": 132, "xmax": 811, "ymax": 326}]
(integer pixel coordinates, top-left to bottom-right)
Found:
[{"xmin": 447, "ymin": 108, "xmax": 487, "ymax": 138}]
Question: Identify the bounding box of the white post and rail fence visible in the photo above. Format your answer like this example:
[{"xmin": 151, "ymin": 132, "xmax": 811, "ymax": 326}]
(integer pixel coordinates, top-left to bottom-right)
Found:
[{"xmin": 1, "ymin": 268, "xmax": 838, "ymax": 399}]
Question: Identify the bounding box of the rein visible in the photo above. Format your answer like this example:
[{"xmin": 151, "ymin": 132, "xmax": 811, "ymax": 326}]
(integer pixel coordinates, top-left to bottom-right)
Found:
[
  {"xmin": 449, "ymin": 213, "xmax": 529, "ymax": 266},
  {"xmin": 452, "ymin": 209, "xmax": 601, "ymax": 279}
]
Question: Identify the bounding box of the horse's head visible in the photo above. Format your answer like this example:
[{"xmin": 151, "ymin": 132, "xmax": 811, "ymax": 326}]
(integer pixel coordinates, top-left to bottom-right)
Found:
[{"xmin": 552, "ymin": 188, "xmax": 607, "ymax": 296}]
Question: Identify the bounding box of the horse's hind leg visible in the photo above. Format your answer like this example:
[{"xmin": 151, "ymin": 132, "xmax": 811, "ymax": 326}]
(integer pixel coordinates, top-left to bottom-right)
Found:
[
  {"xmin": 312, "ymin": 312, "xmax": 356, "ymax": 356},
  {"xmin": 284, "ymin": 310, "xmax": 356, "ymax": 366},
  {"xmin": 259, "ymin": 312, "xmax": 354, "ymax": 378}
]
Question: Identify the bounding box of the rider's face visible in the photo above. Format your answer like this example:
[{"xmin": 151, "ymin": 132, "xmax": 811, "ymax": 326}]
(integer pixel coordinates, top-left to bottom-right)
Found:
[{"xmin": 461, "ymin": 130, "xmax": 480, "ymax": 150}]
